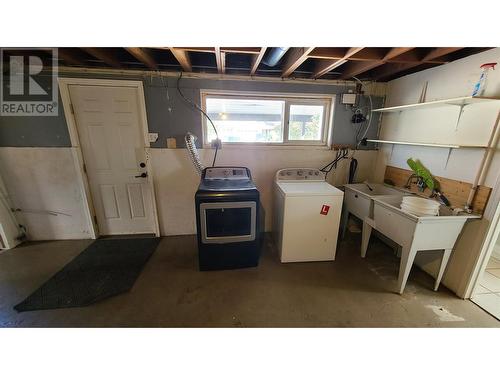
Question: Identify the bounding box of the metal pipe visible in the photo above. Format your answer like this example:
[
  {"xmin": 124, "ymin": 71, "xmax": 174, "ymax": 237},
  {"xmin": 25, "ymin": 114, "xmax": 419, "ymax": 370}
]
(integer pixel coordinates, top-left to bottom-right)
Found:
[{"xmin": 466, "ymin": 110, "xmax": 500, "ymax": 211}]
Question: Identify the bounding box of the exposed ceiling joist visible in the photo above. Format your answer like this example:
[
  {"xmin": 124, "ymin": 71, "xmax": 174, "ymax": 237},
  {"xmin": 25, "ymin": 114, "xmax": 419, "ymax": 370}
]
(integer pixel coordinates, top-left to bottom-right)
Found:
[
  {"xmin": 347, "ymin": 48, "xmax": 388, "ymax": 61},
  {"xmin": 312, "ymin": 47, "xmax": 364, "ymax": 79},
  {"xmin": 339, "ymin": 60, "xmax": 385, "ymax": 80},
  {"xmin": 221, "ymin": 52, "xmax": 226, "ymax": 73},
  {"xmin": 339, "ymin": 47, "xmax": 414, "ymax": 80},
  {"xmin": 250, "ymin": 47, "xmax": 267, "ymax": 75},
  {"xmin": 371, "ymin": 62, "xmax": 419, "ymax": 81},
  {"xmin": 81, "ymin": 48, "xmax": 122, "ymax": 68},
  {"xmin": 385, "ymin": 49, "xmax": 437, "ymax": 64},
  {"xmin": 308, "ymin": 48, "xmax": 347, "ymax": 60},
  {"xmin": 46, "ymin": 47, "xmax": 488, "ymax": 83},
  {"xmin": 383, "ymin": 47, "xmax": 415, "ymax": 60},
  {"xmin": 423, "ymin": 47, "xmax": 463, "ymax": 61},
  {"xmin": 125, "ymin": 47, "xmax": 158, "ymax": 70},
  {"xmin": 170, "ymin": 47, "xmax": 215, "ymax": 53},
  {"xmin": 373, "ymin": 47, "xmax": 465, "ymax": 80},
  {"xmin": 169, "ymin": 48, "xmax": 192, "ymax": 72},
  {"xmin": 281, "ymin": 47, "xmax": 315, "ymax": 77},
  {"xmin": 214, "ymin": 47, "xmax": 225, "ymax": 74},
  {"xmin": 221, "ymin": 47, "xmax": 261, "ymax": 54}
]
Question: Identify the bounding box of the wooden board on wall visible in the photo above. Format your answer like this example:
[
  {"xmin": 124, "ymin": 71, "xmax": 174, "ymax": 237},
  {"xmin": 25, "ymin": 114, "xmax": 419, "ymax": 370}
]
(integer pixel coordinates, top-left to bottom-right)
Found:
[{"xmin": 384, "ymin": 166, "xmax": 492, "ymax": 214}]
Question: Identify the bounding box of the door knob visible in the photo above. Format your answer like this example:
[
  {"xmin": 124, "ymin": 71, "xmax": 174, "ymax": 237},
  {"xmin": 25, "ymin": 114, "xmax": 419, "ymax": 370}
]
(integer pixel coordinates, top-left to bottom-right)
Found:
[{"xmin": 135, "ymin": 172, "xmax": 148, "ymax": 178}]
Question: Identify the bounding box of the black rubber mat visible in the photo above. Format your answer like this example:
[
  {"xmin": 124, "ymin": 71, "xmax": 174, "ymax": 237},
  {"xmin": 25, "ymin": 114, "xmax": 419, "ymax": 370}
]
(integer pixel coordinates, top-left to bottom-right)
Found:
[{"xmin": 14, "ymin": 237, "xmax": 161, "ymax": 312}]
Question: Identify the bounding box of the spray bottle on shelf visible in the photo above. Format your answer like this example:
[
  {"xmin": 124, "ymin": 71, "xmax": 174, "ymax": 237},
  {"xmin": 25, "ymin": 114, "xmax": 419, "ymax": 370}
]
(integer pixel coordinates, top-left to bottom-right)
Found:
[{"xmin": 472, "ymin": 62, "xmax": 497, "ymax": 96}]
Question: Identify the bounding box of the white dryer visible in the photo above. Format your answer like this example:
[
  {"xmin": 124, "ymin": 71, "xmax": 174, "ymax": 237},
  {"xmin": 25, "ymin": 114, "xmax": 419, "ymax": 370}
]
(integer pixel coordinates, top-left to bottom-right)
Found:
[{"xmin": 273, "ymin": 168, "xmax": 344, "ymax": 262}]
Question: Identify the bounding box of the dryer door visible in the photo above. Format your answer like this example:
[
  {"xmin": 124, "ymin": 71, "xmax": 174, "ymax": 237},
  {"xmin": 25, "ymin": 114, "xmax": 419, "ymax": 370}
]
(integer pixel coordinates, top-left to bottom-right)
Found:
[{"xmin": 200, "ymin": 201, "xmax": 256, "ymax": 244}]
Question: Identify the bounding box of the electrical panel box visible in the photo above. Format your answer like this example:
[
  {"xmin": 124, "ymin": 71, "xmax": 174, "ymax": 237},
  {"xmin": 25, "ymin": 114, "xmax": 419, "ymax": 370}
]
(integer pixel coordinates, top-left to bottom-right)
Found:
[{"xmin": 341, "ymin": 93, "xmax": 359, "ymax": 106}]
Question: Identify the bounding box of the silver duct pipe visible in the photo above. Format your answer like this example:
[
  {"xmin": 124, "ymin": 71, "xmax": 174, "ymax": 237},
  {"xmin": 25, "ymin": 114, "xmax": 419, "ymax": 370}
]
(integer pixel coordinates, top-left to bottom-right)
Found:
[
  {"xmin": 262, "ymin": 48, "xmax": 289, "ymax": 67},
  {"xmin": 185, "ymin": 132, "xmax": 205, "ymax": 175}
]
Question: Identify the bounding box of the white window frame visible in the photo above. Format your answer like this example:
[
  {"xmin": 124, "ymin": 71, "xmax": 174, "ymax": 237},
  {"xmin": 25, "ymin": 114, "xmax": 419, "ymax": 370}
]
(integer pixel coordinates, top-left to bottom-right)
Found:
[{"xmin": 200, "ymin": 90, "xmax": 334, "ymax": 147}]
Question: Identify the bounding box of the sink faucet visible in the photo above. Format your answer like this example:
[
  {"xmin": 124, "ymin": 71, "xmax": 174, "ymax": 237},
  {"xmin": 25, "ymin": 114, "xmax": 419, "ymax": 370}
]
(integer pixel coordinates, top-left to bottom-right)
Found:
[{"xmin": 405, "ymin": 174, "xmax": 425, "ymax": 191}]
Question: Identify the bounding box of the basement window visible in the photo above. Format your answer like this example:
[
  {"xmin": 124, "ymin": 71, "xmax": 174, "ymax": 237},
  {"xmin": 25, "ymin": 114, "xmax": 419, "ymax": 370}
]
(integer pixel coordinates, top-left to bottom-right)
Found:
[{"xmin": 201, "ymin": 91, "xmax": 332, "ymax": 146}]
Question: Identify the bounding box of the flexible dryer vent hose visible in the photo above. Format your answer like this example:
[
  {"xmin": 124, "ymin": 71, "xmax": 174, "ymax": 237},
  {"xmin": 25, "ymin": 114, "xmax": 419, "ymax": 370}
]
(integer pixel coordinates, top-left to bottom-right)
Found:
[{"xmin": 185, "ymin": 133, "xmax": 204, "ymax": 175}]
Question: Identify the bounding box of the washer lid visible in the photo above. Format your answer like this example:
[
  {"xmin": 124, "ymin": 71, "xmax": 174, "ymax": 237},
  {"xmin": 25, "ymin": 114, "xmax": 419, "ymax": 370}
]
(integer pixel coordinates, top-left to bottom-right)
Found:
[{"xmin": 276, "ymin": 181, "xmax": 344, "ymax": 197}]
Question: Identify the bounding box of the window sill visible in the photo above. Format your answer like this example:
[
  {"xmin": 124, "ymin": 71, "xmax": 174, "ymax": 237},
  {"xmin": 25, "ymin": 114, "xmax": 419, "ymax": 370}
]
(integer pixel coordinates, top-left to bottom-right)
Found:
[{"xmin": 202, "ymin": 143, "xmax": 332, "ymax": 151}]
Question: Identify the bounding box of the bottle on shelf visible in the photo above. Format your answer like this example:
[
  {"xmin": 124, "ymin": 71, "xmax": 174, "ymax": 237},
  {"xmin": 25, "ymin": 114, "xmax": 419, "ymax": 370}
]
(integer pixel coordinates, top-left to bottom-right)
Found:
[{"xmin": 472, "ymin": 62, "xmax": 497, "ymax": 97}]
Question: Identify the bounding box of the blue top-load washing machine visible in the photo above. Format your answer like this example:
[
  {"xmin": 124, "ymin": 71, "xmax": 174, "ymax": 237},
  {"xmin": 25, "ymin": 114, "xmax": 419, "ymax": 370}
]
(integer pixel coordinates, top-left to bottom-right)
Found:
[{"xmin": 195, "ymin": 167, "xmax": 262, "ymax": 271}]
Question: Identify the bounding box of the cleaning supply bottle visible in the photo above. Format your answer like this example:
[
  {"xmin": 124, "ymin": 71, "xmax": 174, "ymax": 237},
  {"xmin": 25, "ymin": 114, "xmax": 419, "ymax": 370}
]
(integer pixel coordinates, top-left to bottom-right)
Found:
[{"xmin": 472, "ymin": 62, "xmax": 497, "ymax": 96}]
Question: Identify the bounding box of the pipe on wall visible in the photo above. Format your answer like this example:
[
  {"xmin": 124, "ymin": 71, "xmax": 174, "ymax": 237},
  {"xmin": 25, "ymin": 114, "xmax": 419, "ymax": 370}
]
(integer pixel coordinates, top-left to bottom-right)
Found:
[{"xmin": 466, "ymin": 111, "xmax": 500, "ymax": 211}]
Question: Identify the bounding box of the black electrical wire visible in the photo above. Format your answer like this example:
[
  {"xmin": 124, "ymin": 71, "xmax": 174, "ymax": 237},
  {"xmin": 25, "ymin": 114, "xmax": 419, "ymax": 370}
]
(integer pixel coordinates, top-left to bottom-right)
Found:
[
  {"xmin": 321, "ymin": 149, "xmax": 348, "ymax": 174},
  {"xmin": 320, "ymin": 148, "xmax": 349, "ymax": 177},
  {"xmin": 176, "ymin": 71, "xmax": 219, "ymax": 167}
]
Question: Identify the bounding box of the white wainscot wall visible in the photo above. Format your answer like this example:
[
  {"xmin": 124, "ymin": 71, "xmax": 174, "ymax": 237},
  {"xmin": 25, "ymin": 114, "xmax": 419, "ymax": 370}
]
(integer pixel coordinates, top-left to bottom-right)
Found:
[
  {"xmin": 150, "ymin": 147, "xmax": 377, "ymax": 236},
  {"xmin": 0, "ymin": 147, "xmax": 92, "ymax": 241}
]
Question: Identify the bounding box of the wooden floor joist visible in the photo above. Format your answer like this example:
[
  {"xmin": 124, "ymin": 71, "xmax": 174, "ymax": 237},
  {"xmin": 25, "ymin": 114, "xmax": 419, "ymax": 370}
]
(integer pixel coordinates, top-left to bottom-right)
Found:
[
  {"xmin": 214, "ymin": 47, "xmax": 225, "ymax": 74},
  {"xmin": 36, "ymin": 47, "xmax": 488, "ymax": 82},
  {"xmin": 339, "ymin": 48, "xmax": 415, "ymax": 79},
  {"xmin": 372, "ymin": 47, "xmax": 465, "ymax": 81},
  {"xmin": 81, "ymin": 48, "xmax": 122, "ymax": 68},
  {"xmin": 169, "ymin": 48, "xmax": 192, "ymax": 72},
  {"xmin": 281, "ymin": 47, "xmax": 315, "ymax": 78},
  {"xmin": 250, "ymin": 47, "xmax": 267, "ymax": 75},
  {"xmin": 125, "ymin": 48, "xmax": 158, "ymax": 70},
  {"xmin": 312, "ymin": 47, "xmax": 364, "ymax": 79}
]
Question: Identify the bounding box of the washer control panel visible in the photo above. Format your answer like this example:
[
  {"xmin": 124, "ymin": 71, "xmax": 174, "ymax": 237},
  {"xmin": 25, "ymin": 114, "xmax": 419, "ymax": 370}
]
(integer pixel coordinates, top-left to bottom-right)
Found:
[
  {"xmin": 204, "ymin": 167, "xmax": 251, "ymax": 180},
  {"xmin": 275, "ymin": 168, "xmax": 325, "ymax": 181}
]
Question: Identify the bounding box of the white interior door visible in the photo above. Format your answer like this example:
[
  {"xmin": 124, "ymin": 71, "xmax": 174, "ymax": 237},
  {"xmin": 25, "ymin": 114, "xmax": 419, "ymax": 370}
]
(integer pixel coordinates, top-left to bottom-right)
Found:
[{"xmin": 69, "ymin": 84, "xmax": 157, "ymax": 236}]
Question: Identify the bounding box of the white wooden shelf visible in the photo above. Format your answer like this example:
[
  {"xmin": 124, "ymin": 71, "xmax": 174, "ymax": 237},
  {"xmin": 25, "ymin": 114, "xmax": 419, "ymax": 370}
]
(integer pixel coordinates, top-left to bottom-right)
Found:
[
  {"xmin": 366, "ymin": 139, "xmax": 487, "ymax": 149},
  {"xmin": 372, "ymin": 96, "xmax": 500, "ymax": 113},
  {"xmin": 367, "ymin": 139, "xmax": 488, "ymax": 169}
]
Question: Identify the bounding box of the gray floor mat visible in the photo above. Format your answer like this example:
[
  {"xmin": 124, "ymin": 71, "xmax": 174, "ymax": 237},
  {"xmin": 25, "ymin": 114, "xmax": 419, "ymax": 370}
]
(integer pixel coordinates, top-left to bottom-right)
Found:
[{"xmin": 14, "ymin": 237, "xmax": 161, "ymax": 312}]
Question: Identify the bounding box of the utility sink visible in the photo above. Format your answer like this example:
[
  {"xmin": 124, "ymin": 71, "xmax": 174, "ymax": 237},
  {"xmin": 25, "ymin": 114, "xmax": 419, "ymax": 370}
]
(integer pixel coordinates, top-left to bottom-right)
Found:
[
  {"xmin": 341, "ymin": 183, "xmax": 409, "ymax": 238},
  {"xmin": 344, "ymin": 183, "xmax": 404, "ymax": 197},
  {"xmin": 341, "ymin": 183, "xmax": 481, "ymax": 294},
  {"xmin": 362, "ymin": 195, "xmax": 480, "ymax": 294}
]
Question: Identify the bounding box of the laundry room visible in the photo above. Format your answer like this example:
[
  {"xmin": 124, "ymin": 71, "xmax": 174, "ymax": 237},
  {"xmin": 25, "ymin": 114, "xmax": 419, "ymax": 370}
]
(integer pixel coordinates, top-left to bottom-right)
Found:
[
  {"xmin": 2, "ymin": 45, "xmax": 499, "ymax": 322},
  {"xmin": 1, "ymin": 4, "xmax": 500, "ymax": 373}
]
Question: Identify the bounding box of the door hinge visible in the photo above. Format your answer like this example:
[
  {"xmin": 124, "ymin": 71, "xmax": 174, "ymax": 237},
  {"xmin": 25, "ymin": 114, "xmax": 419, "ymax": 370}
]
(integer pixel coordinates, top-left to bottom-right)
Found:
[
  {"xmin": 93, "ymin": 215, "xmax": 98, "ymax": 225},
  {"xmin": 70, "ymin": 103, "xmax": 75, "ymax": 114},
  {"xmin": 82, "ymin": 163, "xmax": 87, "ymax": 174}
]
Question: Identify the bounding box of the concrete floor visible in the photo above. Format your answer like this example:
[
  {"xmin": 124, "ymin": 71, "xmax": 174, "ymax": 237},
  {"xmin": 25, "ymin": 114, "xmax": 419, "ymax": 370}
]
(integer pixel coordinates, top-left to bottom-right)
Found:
[{"xmin": 1, "ymin": 233, "xmax": 499, "ymax": 327}]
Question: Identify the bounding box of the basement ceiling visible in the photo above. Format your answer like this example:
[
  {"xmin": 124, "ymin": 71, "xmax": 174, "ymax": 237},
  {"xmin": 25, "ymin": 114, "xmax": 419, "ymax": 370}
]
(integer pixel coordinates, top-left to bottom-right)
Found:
[{"xmin": 15, "ymin": 47, "xmax": 494, "ymax": 82}]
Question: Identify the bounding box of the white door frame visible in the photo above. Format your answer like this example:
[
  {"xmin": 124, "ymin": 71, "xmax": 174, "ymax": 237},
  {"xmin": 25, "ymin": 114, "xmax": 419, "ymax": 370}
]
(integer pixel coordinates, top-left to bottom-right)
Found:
[
  {"xmin": 463, "ymin": 171, "xmax": 500, "ymax": 298},
  {"xmin": 58, "ymin": 77, "xmax": 160, "ymax": 238}
]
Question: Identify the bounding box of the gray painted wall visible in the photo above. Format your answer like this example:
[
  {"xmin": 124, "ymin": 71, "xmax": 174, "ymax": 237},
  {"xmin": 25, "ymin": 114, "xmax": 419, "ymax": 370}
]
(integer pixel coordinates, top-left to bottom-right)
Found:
[
  {"xmin": 0, "ymin": 72, "xmax": 383, "ymax": 149},
  {"xmin": 0, "ymin": 74, "xmax": 70, "ymax": 147}
]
